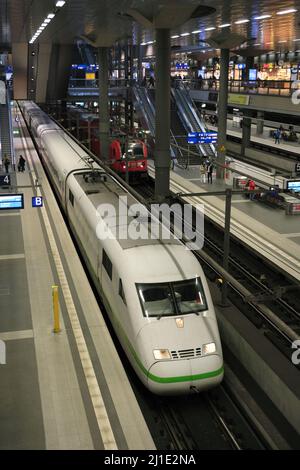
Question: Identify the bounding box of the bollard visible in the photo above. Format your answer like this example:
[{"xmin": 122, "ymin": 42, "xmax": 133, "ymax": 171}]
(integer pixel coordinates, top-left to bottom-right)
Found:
[{"xmin": 52, "ymin": 286, "xmax": 61, "ymax": 333}]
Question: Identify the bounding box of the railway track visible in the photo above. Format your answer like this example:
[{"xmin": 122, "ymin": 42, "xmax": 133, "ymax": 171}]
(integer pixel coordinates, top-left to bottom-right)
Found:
[
  {"xmin": 138, "ymin": 383, "xmax": 268, "ymax": 450},
  {"xmin": 134, "ymin": 178, "xmax": 300, "ymax": 361}
]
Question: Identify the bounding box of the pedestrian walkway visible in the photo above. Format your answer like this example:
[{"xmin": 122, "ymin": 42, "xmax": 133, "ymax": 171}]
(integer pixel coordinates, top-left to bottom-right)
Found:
[
  {"xmin": 207, "ymin": 118, "xmax": 300, "ymax": 154},
  {"xmin": 0, "ymin": 105, "xmax": 155, "ymax": 450}
]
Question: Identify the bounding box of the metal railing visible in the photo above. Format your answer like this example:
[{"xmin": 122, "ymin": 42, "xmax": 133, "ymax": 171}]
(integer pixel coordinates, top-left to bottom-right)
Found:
[
  {"xmin": 174, "ymin": 77, "xmax": 300, "ymax": 97},
  {"xmin": 69, "ymin": 76, "xmax": 300, "ymax": 98}
]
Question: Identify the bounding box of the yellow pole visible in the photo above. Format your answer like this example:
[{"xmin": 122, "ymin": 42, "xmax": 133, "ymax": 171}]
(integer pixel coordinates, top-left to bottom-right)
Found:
[{"xmin": 52, "ymin": 286, "xmax": 61, "ymax": 333}]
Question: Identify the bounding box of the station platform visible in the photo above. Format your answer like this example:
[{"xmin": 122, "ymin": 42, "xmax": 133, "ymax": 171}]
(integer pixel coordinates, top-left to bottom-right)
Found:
[
  {"xmin": 207, "ymin": 118, "xmax": 300, "ymax": 155},
  {"xmin": 148, "ymin": 161, "xmax": 300, "ymax": 282},
  {"xmin": 0, "ymin": 106, "xmax": 155, "ymax": 450}
]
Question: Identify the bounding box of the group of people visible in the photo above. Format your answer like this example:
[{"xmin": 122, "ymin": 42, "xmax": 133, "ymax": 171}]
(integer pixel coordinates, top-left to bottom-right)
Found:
[
  {"xmin": 1, "ymin": 154, "xmax": 26, "ymax": 173},
  {"xmin": 141, "ymin": 76, "xmax": 155, "ymax": 88},
  {"xmin": 199, "ymin": 161, "xmax": 214, "ymax": 184},
  {"xmin": 273, "ymin": 125, "xmax": 298, "ymax": 144}
]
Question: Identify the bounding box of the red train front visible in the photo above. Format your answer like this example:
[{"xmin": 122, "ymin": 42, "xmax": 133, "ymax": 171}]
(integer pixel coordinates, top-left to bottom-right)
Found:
[
  {"xmin": 109, "ymin": 139, "xmax": 148, "ymax": 177},
  {"xmin": 91, "ymin": 129, "xmax": 148, "ymax": 180}
]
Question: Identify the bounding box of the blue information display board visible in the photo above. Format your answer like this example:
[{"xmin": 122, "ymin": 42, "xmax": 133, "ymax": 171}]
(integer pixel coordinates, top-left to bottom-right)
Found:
[
  {"xmin": 188, "ymin": 132, "xmax": 218, "ymax": 144},
  {"xmin": 0, "ymin": 194, "xmax": 24, "ymax": 210},
  {"xmin": 287, "ymin": 180, "xmax": 300, "ymax": 193}
]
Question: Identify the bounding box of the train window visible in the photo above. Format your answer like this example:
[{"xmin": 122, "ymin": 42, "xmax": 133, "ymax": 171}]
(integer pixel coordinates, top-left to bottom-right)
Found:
[
  {"xmin": 136, "ymin": 278, "xmax": 207, "ymax": 318},
  {"xmin": 172, "ymin": 278, "xmax": 208, "ymax": 314},
  {"xmin": 69, "ymin": 190, "xmax": 74, "ymax": 207},
  {"xmin": 137, "ymin": 283, "xmax": 174, "ymax": 318},
  {"xmin": 119, "ymin": 279, "xmax": 127, "ymax": 305},
  {"xmin": 102, "ymin": 250, "xmax": 112, "ymax": 280}
]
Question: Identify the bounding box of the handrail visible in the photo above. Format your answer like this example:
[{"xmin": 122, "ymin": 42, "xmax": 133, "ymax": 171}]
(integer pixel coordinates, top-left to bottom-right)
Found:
[
  {"xmin": 174, "ymin": 77, "xmax": 300, "ymax": 98},
  {"xmin": 172, "ymin": 87, "xmax": 215, "ymax": 157},
  {"xmin": 7, "ymin": 89, "xmax": 15, "ymax": 168}
]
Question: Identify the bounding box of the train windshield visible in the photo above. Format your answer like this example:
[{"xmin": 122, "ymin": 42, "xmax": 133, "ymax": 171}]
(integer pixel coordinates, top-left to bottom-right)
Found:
[
  {"xmin": 137, "ymin": 278, "xmax": 208, "ymax": 318},
  {"xmin": 125, "ymin": 144, "xmax": 144, "ymax": 160}
]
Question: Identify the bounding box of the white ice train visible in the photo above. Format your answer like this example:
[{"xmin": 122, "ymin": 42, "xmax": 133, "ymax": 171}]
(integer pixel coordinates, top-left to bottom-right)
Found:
[{"xmin": 20, "ymin": 101, "xmax": 224, "ymax": 395}]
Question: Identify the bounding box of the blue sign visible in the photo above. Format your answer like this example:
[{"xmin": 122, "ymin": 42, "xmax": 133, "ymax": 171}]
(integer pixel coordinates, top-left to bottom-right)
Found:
[
  {"xmin": 188, "ymin": 132, "xmax": 218, "ymax": 144},
  {"xmin": 32, "ymin": 196, "xmax": 43, "ymax": 208},
  {"xmin": 0, "ymin": 194, "xmax": 24, "ymax": 210},
  {"xmin": 0, "ymin": 174, "xmax": 11, "ymax": 186}
]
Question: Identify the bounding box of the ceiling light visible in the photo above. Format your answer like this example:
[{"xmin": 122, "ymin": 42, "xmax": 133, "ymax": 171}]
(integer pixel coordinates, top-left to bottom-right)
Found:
[
  {"xmin": 44, "ymin": 19, "xmax": 51, "ymax": 23},
  {"xmin": 48, "ymin": 13, "xmax": 55, "ymax": 19},
  {"xmin": 140, "ymin": 42, "xmax": 146, "ymax": 46},
  {"xmin": 254, "ymin": 14, "xmax": 271, "ymax": 20},
  {"xmin": 278, "ymin": 40, "xmax": 287, "ymax": 43},
  {"xmin": 293, "ymin": 39, "xmax": 300, "ymax": 41},
  {"xmin": 56, "ymin": 1, "xmax": 66, "ymax": 7},
  {"xmin": 277, "ymin": 9, "xmax": 297, "ymax": 15},
  {"xmin": 220, "ymin": 23, "xmax": 231, "ymax": 28},
  {"xmin": 235, "ymin": 19, "xmax": 250, "ymax": 24},
  {"xmin": 253, "ymin": 43, "xmax": 261, "ymax": 46},
  {"xmin": 171, "ymin": 35, "xmax": 179, "ymax": 38},
  {"xmin": 180, "ymin": 33, "xmax": 190, "ymax": 36},
  {"xmin": 205, "ymin": 27, "xmax": 216, "ymax": 31},
  {"xmin": 192, "ymin": 30, "xmax": 202, "ymax": 34}
]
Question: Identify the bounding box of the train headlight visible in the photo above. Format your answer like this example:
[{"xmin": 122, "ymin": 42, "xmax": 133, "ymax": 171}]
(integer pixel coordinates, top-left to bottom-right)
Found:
[
  {"xmin": 203, "ymin": 342, "xmax": 216, "ymax": 355},
  {"xmin": 153, "ymin": 349, "xmax": 171, "ymax": 360}
]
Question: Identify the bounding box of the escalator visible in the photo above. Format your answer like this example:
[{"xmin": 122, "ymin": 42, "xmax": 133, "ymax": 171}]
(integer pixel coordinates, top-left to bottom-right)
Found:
[
  {"xmin": 0, "ymin": 87, "xmax": 14, "ymax": 169},
  {"xmin": 77, "ymin": 40, "xmax": 96, "ymax": 65},
  {"xmin": 172, "ymin": 86, "xmax": 216, "ymax": 160}
]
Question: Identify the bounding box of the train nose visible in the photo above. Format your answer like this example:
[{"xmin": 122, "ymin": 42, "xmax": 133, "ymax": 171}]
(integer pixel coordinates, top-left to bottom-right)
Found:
[{"xmin": 147, "ymin": 354, "xmax": 223, "ymax": 396}]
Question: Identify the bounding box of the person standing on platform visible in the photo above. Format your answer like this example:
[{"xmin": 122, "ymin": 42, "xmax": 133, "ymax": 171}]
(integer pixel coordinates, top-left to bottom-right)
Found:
[
  {"xmin": 274, "ymin": 128, "xmax": 281, "ymax": 144},
  {"xmin": 248, "ymin": 179, "xmax": 256, "ymax": 200},
  {"xmin": 207, "ymin": 162, "xmax": 214, "ymax": 184},
  {"xmin": 148, "ymin": 76, "xmax": 155, "ymax": 88},
  {"xmin": 3, "ymin": 154, "xmax": 10, "ymax": 173},
  {"xmin": 199, "ymin": 163, "xmax": 206, "ymax": 183},
  {"xmin": 18, "ymin": 155, "xmax": 26, "ymax": 172}
]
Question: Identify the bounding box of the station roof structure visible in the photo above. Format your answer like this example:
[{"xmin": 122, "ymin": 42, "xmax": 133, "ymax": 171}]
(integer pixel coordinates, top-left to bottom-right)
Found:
[{"xmin": 1, "ymin": 0, "xmax": 300, "ymax": 53}]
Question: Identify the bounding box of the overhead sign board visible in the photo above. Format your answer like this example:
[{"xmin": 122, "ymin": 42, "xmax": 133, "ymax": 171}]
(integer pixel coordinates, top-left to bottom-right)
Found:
[
  {"xmin": 295, "ymin": 162, "xmax": 300, "ymax": 174},
  {"xmin": 188, "ymin": 132, "xmax": 218, "ymax": 145},
  {"xmin": 0, "ymin": 194, "xmax": 24, "ymax": 210}
]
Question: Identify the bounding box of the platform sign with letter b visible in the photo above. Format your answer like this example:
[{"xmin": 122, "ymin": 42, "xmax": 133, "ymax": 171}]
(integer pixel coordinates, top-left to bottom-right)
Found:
[{"xmin": 32, "ymin": 196, "xmax": 43, "ymax": 208}]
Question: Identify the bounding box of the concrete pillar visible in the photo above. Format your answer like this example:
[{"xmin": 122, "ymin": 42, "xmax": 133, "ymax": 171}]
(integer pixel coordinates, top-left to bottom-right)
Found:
[
  {"xmin": 241, "ymin": 113, "xmax": 251, "ymax": 157},
  {"xmin": 36, "ymin": 43, "xmax": 52, "ymax": 103},
  {"xmin": 256, "ymin": 111, "xmax": 264, "ymax": 135},
  {"xmin": 12, "ymin": 43, "xmax": 28, "ymax": 99},
  {"xmin": 98, "ymin": 47, "xmax": 110, "ymax": 161},
  {"xmin": 155, "ymin": 28, "xmax": 171, "ymax": 200},
  {"xmin": 27, "ymin": 45, "xmax": 39, "ymax": 102},
  {"xmin": 216, "ymin": 48, "xmax": 230, "ymax": 179},
  {"xmin": 47, "ymin": 44, "xmax": 74, "ymax": 102}
]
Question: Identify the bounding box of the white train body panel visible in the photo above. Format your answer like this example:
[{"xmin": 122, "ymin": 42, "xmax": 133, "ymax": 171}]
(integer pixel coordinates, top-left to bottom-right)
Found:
[{"xmin": 21, "ymin": 101, "xmax": 224, "ymax": 395}]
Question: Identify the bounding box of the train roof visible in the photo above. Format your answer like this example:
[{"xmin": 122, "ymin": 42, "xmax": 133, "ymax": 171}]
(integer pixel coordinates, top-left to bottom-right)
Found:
[{"xmin": 72, "ymin": 170, "xmax": 181, "ymax": 251}]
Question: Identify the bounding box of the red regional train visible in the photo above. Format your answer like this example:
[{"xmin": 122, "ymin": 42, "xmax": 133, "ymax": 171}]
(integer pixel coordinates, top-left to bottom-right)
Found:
[
  {"xmin": 91, "ymin": 128, "xmax": 148, "ymax": 180},
  {"xmin": 74, "ymin": 111, "xmax": 148, "ymax": 180}
]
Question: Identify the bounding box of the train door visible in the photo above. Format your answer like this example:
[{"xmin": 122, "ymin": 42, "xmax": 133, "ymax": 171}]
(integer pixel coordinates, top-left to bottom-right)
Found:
[{"xmin": 99, "ymin": 249, "xmax": 116, "ymax": 312}]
